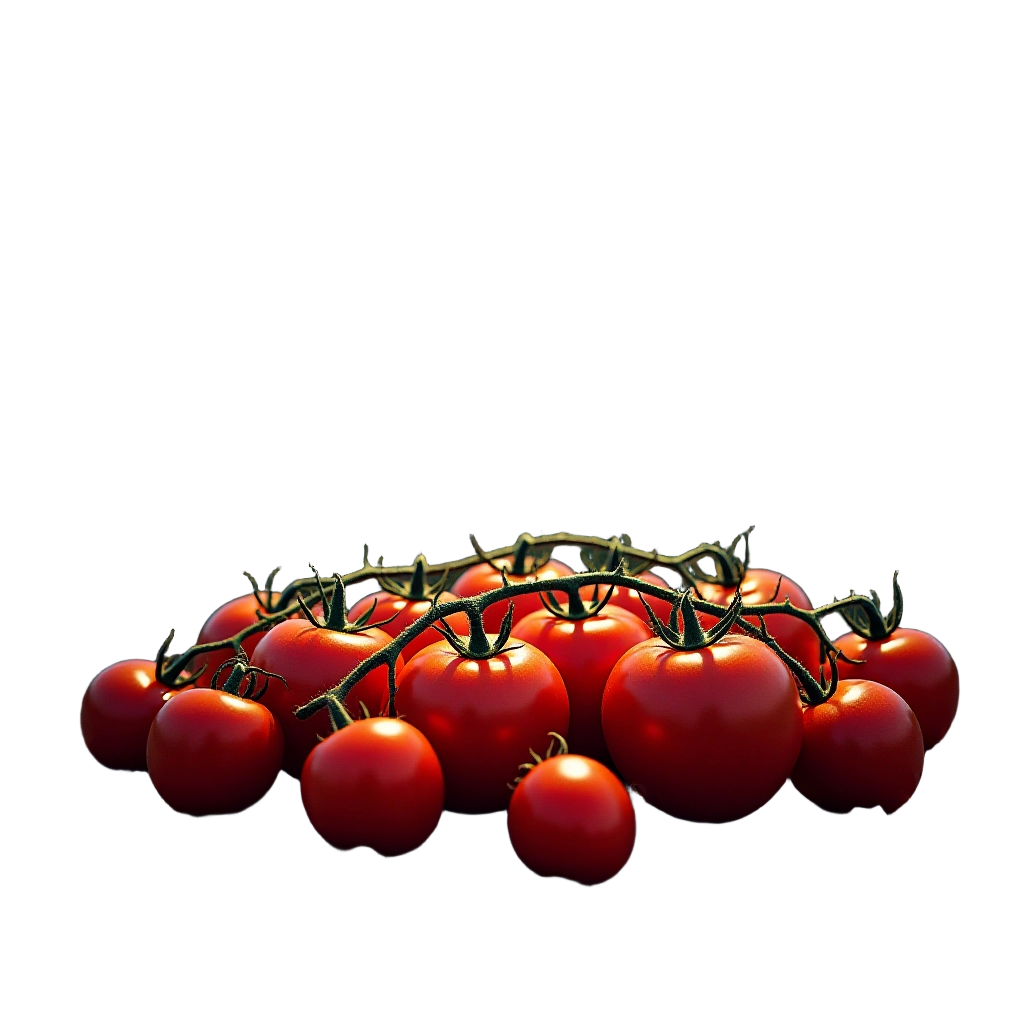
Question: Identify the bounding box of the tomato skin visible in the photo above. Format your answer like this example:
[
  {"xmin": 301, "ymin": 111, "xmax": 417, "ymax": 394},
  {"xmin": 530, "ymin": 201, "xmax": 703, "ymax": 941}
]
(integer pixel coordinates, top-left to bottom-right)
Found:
[
  {"xmin": 301, "ymin": 718, "xmax": 444, "ymax": 856},
  {"xmin": 507, "ymin": 755, "xmax": 636, "ymax": 886},
  {"xmin": 602, "ymin": 634, "xmax": 803, "ymax": 822},
  {"xmin": 510, "ymin": 605, "xmax": 652, "ymax": 763},
  {"xmin": 449, "ymin": 559, "xmax": 575, "ymax": 631},
  {"xmin": 81, "ymin": 660, "xmax": 179, "ymax": 771},
  {"xmin": 790, "ymin": 679, "xmax": 924, "ymax": 813},
  {"xmin": 192, "ymin": 592, "xmax": 277, "ymax": 684},
  {"xmin": 697, "ymin": 568, "xmax": 820, "ymax": 675},
  {"xmin": 348, "ymin": 591, "xmax": 471, "ymax": 659},
  {"xmin": 394, "ymin": 638, "xmax": 570, "ymax": 813},
  {"xmin": 595, "ymin": 570, "xmax": 674, "ymax": 624},
  {"xmin": 146, "ymin": 688, "xmax": 283, "ymax": 815},
  {"xmin": 251, "ymin": 620, "xmax": 404, "ymax": 778},
  {"xmin": 832, "ymin": 628, "xmax": 958, "ymax": 750}
]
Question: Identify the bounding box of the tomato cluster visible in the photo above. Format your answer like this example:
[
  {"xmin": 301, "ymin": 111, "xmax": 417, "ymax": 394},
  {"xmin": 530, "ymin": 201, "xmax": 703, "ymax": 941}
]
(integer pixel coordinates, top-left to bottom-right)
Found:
[{"xmin": 81, "ymin": 532, "xmax": 959, "ymax": 886}]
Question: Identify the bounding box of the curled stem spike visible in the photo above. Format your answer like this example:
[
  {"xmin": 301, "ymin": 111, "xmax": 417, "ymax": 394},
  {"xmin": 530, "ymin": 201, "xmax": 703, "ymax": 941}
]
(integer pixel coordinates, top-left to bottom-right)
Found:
[
  {"xmin": 470, "ymin": 532, "xmax": 553, "ymax": 575},
  {"xmin": 432, "ymin": 601, "xmax": 521, "ymax": 660},
  {"xmin": 638, "ymin": 587, "xmax": 743, "ymax": 650},
  {"xmin": 377, "ymin": 554, "xmax": 451, "ymax": 601},
  {"xmin": 209, "ymin": 648, "xmax": 288, "ymax": 701},
  {"xmin": 837, "ymin": 571, "xmax": 903, "ymax": 639},
  {"xmin": 508, "ymin": 732, "xmax": 570, "ymax": 789},
  {"xmin": 296, "ymin": 566, "xmax": 399, "ymax": 633},
  {"xmin": 539, "ymin": 579, "xmax": 616, "ymax": 620}
]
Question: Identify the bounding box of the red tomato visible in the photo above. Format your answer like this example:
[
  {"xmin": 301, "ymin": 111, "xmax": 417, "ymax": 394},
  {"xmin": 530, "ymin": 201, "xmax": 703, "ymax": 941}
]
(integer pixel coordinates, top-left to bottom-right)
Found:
[
  {"xmin": 301, "ymin": 718, "xmax": 444, "ymax": 855},
  {"xmin": 450, "ymin": 558, "xmax": 575, "ymax": 631},
  {"xmin": 510, "ymin": 605, "xmax": 651, "ymax": 763},
  {"xmin": 394, "ymin": 638, "xmax": 570, "ymax": 813},
  {"xmin": 594, "ymin": 570, "xmax": 674, "ymax": 624},
  {"xmin": 831, "ymin": 628, "xmax": 958, "ymax": 750},
  {"xmin": 348, "ymin": 591, "xmax": 471, "ymax": 659},
  {"xmin": 507, "ymin": 754, "xmax": 636, "ymax": 885},
  {"xmin": 790, "ymin": 679, "xmax": 925, "ymax": 813},
  {"xmin": 81, "ymin": 659, "xmax": 180, "ymax": 771},
  {"xmin": 146, "ymin": 688, "xmax": 283, "ymax": 815},
  {"xmin": 251, "ymin": 619, "xmax": 404, "ymax": 778},
  {"xmin": 697, "ymin": 568, "xmax": 820, "ymax": 675},
  {"xmin": 192, "ymin": 592, "xmax": 277, "ymax": 684},
  {"xmin": 602, "ymin": 634, "xmax": 803, "ymax": 822}
]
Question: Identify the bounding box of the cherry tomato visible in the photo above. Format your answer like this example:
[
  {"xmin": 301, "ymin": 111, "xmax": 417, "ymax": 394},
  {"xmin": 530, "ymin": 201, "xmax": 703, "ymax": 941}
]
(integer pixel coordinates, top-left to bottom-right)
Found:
[
  {"xmin": 394, "ymin": 638, "xmax": 569, "ymax": 813},
  {"xmin": 594, "ymin": 570, "xmax": 674, "ymax": 623},
  {"xmin": 697, "ymin": 568, "xmax": 820, "ymax": 675},
  {"xmin": 602, "ymin": 634, "xmax": 803, "ymax": 822},
  {"xmin": 790, "ymin": 679, "xmax": 924, "ymax": 813},
  {"xmin": 301, "ymin": 718, "xmax": 444, "ymax": 855},
  {"xmin": 348, "ymin": 590, "xmax": 471, "ymax": 659},
  {"xmin": 146, "ymin": 688, "xmax": 283, "ymax": 815},
  {"xmin": 81, "ymin": 659, "xmax": 179, "ymax": 771},
  {"xmin": 831, "ymin": 628, "xmax": 958, "ymax": 750},
  {"xmin": 251, "ymin": 619, "xmax": 404, "ymax": 778},
  {"xmin": 192, "ymin": 592, "xmax": 277, "ymax": 684},
  {"xmin": 450, "ymin": 558, "xmax": 575, "ymax": 631},
  {"xmin": 507, "ymin": 754, "xmax": 636, "ymax": 885},
  {"xmin": 510, "ymin": 605, "xmax": 651, "ymax": 763}
]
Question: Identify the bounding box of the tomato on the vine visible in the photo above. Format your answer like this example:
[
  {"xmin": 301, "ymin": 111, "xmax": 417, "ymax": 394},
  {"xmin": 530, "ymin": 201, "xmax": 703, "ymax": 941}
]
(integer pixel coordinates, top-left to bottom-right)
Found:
[
  {"xmin": 192, "ymin": 591, "xmax": 277, "ymax": 684},
  {"xmin": 595, "ymin": 570, "xmax": 674, "ymax": 623},
  {"xmin": 146, "ymin": 688, "xmax": 283, "ymax": 815},
  {"xmin": 301, "ymin": 718, "xmax": 444, "ymax": 855},
  {"xmin": 510, "ymin": 604, "xmax": 651, "ymax": 764},
  {"xmin": 602, "ymin": 633, "xmax": 803, "ymax": 822},
  {"xmin": 251, "ymin": 619, "xmax": 403, "ymax": 778},
  {"xmin": 81, "ymin": 659, "xmax": 180, "ymax": 771},
  {"xmin": 790, "ymin": 679, "xmax": 924, "ymax": 813},
  {"xmin": 507, "ymin": 752, "xmax": 635, "ymax": 885},
  {"xmin": 697, "ymin": 568, "xmax": 820, "ymax": 675},
  {"xmin": 450, "ymin": 558, "xmax": 574, "ymax": 631},
  {"xmin": 831, "ymin": 628, "xmax": 958, "ymax": 750},
  {"xmin": 348, "ymin": 591, "xmax": 470, "ymax": 660},
  {"xmin": 394, "ymin": 637, "xmax": 569, "ymax": 813}
]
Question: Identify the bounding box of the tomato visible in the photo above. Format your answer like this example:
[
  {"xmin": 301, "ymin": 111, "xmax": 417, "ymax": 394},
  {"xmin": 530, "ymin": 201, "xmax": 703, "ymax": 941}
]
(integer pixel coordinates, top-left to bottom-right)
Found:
[
  {"xmin": 594, "ymin": 570, "xmax": 675, "ymax": 624},
  {"xmin": 697, "ymin": 568, "xmax": 820, "ymax": 675},
  {"xmin": 251, "ymin": 619, "xmax": 404, "ymax": 778},
  {"xmin": 507, "ymin": 754, "xmax": 635, "ymax": 885},
  {"xmin": 510, "ymin": 604, "xmax": 651, "ymax": 763},
  {"xmin": 790, "ymin": 679, "xmax": 924, "ymax": 813},
  {"xmin": 394, "ymin": 638, "xmax": 570, "ymax": 813},
  {"xmin": 830, "ymin": 628, "xmax": 958, "ymax": 750},
  {"xmin": 602, "ymin": 633, "xmax": 803, "ymax": 822},
  {"xmin": 81, "ymin": 659, "xmax": 180, "ymax": 771},
  {"xmin": 348, "ymin": 591, "xmax": 471, "ymax": 659},
  {"xmin": 146, "ymin": 688, "xmax": 283, "ymax": 815},
  {"xmin": 450, "ymin": 558, "xmax": 575, "ymax": 631},
  {"xmin": 192, "ymin": 591, "xmax": 277, "ymax": 684},
  {"xmin": 301, "ymin": 718, "xmax": 444, "ymax": 855}
]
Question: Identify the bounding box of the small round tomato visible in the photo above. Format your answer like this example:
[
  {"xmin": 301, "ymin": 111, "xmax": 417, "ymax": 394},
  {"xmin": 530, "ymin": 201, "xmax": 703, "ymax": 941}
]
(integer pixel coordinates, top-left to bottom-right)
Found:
[
  {"xmin": 394, "ymin": 638, "xmax": 569, "ymax": 813},
  {"xmin": 697, "ymin": 568, "xmax": 820, "ymax": 675},
  {"xmin": 81, "ymin": 659, "xmax": 179, "ymax": 771},
  {"xmin": 508, "ymin": 754, "xmax": 636, "ymax": 886},
  {"xmin": 831, "ymin": 628, "xmax": 958, "ymax": 750},
  {"xmin": 790, "ymin": 679, "xmax": 924, "ymax": 813},
  {"xmin": 301, "ymin": 718, "xmax": 444, "ymax": 856},
  {"xmin": 594, "ymin": 570, "xmax": 674, "ymax": 623},
  {"xmin": 146, "ymin": 688, "xmax": 283, "ymax": 815},
  {"xmin": 602, "ymin": 633, "xmax": 803, "ymax": 822},
  {"xmin": 450, "ymin": 558, "xmax": 575, "ymax": 631},
  {"xmin": 510, "ymin": 604, "xmax": 651, "ymax": 763},
  {"xmin": 348, "ymin": 591, "xmax": 471, "ymax": 659},
  {"xmin": 192, "ymin": 592, "xmax": 277, "ymax": 684},
  {"xmin": 251, "ymin": 619, "xmax": 404, "ymax": 778}
]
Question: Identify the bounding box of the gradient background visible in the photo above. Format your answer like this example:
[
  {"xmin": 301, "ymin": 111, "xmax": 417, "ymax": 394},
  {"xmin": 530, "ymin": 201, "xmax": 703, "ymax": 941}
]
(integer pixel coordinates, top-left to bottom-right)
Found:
[{"xmin": 2, "ymin": 4, "xmax": 1019, "ymax": 1021}]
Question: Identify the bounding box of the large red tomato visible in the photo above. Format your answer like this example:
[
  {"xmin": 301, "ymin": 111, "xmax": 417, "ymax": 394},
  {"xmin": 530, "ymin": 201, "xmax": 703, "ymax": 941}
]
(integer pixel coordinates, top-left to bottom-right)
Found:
[
  {"xmin": 790, "ymin": 679, "xmax": 924, "ymax": 813},
  {"xmin": 348, "ymin": 591, "xmax": 471, "ymax": 659},
  {"xmin": 146, "ymin": 688, "xmax": 283, "ymax": 815},
  {"xmin": 594, "ymin": 570, "xmax": 674, "ymax": 624},
  {"xmin": 450, "ymin": 558, "xmax": 574, "ymax": 631},
  {"xmin": 394, "ymin": 638, "xmax": 569, "ymax": 813},
  {"xmin": 507, "ymin": 754, "xmax": 636, "ymax": 885},
  {"xmin": 81, "ymin": 659, "xmax": 179, "ymax": 771},
  {"xmin": 301, "ymin": 718, "xmax": 445, "ymax": 856},
  {"xmin": 831, "ymin": 628, "xmax": 958, "ymax": 750},
  {"xmin": 697, "ymin": 568, "xmax": 820, "ymax": 675},
  {"xmin": 510, "ymin": 604, "xmax": 651, "ymax": 763},
  {"xmin": 602, "ymin": 634, "xmax": 803, "ymax": 822},
  {"xmin": 250, "ymin": 619, "xmax": 403, "ymax": 778},
  {"xmin": 191, "ymin": 591, "xmax": 277, "ymax": 684}
]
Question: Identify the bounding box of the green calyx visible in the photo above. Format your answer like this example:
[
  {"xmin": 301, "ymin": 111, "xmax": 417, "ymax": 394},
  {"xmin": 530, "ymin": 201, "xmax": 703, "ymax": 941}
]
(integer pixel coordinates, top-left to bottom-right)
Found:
[
  {"xmin": 639, "ymin": 587, "xmax": 744, "ymax": 651},
  {"xmin": 375, "ymin": 553, "xmax": 450, "ymax": 601},
  {"xmin": 297, "ymin": 564, "xmax": 400, "ymax": 633},
  {"xmin": 579, "ymin": 534, "xmax": 656, "ymax": 576},
  {"xmin": 209, "ymin": 649, "xmax": 287, "ymax": 701},
  {"xmin": 242, "ymin": 566, "xmax": 283, "ymax": 615},
  {"xmin": 508, "ymin": 732, "xmax": 569, "ymax": 789},
  {"xmin": 836, "ymin": 571, "xmax": 903, "ymax": 639},
  {"xmin": 470, "ymin": 532, "xmax": 554, "ymax": 576},
  {"xmin": 432, "ymin": 599, "xmax": 521, "ymax": 660},
  {"xmin": 539, "ymin": 579, "xmax": 616, "ymax": 621}
]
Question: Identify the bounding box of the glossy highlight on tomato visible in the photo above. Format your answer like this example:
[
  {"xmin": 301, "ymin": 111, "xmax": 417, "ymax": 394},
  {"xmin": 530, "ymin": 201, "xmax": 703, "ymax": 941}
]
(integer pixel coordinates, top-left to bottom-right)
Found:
[
  {"xmin": 790, "ymin": 679, "xmax": 924, "ymax": 813},
  {"xmin": 301, "ymin": 718, "xmax": 444, "ymax": 856},
  {"xmin": 508, "ymin": 754, "xmax": 635, "ymax": 885},
  {"xmin": 348, "ymin": 590, "xmax": 471, "ymax": 660},
  {"xmin": 602, "ymin": 633, "xmax": 803, "ymax": 822},
  {"xmin": 450, "ymin": 558, "xmax": 574, "ymax": 631}
]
